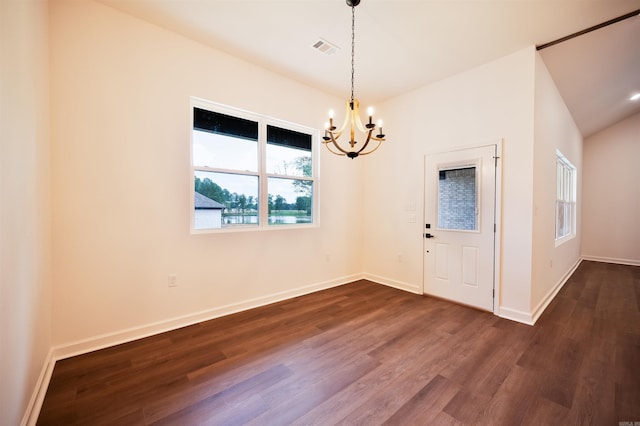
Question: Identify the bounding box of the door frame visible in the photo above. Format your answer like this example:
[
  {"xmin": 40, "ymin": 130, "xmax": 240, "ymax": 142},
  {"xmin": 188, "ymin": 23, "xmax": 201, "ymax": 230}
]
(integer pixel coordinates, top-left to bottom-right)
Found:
[{"xmin": 422, "ymin": 140, "xmax": 503, "ymax": 315}]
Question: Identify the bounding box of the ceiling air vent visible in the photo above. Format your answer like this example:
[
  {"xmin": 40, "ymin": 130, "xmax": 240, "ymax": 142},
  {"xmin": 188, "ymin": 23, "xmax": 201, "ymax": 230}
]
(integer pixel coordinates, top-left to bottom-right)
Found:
[{"xmin": 311, "ymin": 38, "xmax": 339, "ymax": 56}]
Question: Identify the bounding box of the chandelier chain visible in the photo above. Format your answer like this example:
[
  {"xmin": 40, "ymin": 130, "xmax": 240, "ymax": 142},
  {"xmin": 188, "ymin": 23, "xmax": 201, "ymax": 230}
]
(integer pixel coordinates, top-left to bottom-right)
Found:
[{"xmin": 351, "ymin": 4, "xmax": 355, "ymax": 104}]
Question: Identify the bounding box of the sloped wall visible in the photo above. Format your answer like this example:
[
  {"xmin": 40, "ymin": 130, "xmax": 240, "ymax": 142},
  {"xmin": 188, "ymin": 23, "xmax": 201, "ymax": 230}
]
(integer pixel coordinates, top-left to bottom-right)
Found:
[{"xmin": 531, "ymin": 52, "xmax": 583, "ymax": 318}]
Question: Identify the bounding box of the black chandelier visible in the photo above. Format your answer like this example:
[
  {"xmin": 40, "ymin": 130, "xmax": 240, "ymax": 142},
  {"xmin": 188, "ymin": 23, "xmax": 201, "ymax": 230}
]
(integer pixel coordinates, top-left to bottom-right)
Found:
[{"xmin": 322, "ymin": 0, "xmax": 386, "ymax": 159}]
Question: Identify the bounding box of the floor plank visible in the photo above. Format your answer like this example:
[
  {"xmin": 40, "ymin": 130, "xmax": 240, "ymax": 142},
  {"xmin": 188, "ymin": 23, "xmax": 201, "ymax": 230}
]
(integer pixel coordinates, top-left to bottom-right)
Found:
[{"xmin": 37, "ymin": 261, "xmax": 640, "ymax": 425}]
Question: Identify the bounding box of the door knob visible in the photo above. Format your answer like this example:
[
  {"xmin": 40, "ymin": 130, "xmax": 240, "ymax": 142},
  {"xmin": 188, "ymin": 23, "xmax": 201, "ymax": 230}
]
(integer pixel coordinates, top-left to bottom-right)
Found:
[{"xmin": 424, "ymin": 233, "xmax": 435, "ymax": 238}]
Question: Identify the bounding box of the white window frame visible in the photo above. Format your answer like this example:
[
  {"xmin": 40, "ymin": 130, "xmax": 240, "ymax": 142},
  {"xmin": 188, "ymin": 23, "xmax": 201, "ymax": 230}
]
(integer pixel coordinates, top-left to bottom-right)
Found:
[
  {"xmin": 555, "ymin": 150, "xmax": 576, "ymax": 244},
  {"xmin": 190, "ymin": 97, "xmax": 319, "ymax": 233}
]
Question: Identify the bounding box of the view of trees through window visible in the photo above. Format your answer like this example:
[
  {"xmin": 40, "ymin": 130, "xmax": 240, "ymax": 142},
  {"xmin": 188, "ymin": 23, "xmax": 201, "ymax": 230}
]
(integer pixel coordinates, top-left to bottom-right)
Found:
[
  {"xmin": 192, "ymin": 99, "xmax": 315, "ymax": 230},
  {"xmin": 194, "ymin": 158, "xmax": 312, "ymax": 227}
]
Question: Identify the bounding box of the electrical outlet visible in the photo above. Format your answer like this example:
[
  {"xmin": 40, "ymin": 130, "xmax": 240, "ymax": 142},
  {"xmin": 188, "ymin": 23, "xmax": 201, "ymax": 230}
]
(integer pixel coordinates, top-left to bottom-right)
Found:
[{"xmin": 168, "ymin": 274, "xmax": 177, "ymax": 287}]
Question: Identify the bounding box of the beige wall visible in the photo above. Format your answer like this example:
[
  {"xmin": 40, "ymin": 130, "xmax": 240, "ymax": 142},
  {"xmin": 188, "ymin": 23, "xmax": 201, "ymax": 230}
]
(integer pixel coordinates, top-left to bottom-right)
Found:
[
  {"xmin": 582, "ymin": 112, "xmax": 640, "ymax": 265},
  {"xmin": 361, "ymin": 47, "xmax": 538, "ymax": 320},
  {"xmin": 531, "ymin": 52, "xmax": 583, "ymax": 318},
  {"xmin": 0, "ymin": 1, "xmax": 52, "ymax": 424},
  {"xmin": 50, "ymin": 0, "xmax": 362, "ymax": 351},
  {"xmin": 360, "ymin": 48, "xmax": 584, "ymax": 323}
]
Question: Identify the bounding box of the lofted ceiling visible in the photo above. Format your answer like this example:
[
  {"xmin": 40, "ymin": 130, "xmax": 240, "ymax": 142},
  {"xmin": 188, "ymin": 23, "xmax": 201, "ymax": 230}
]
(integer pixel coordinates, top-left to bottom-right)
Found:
[
  {"xmin": 97, "ymin": 0, "xmax": 640, "ymax": 137},
  {"xmin": 538, "ymin": 10, "xmax": 640, "ymax": 137}
]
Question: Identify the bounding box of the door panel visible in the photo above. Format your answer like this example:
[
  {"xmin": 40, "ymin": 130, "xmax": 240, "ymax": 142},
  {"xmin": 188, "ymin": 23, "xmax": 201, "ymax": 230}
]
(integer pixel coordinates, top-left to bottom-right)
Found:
[
  {"xmin": 435, "ymin": 243, "xmax": 449, "ymax": 280},
  {"xmin": 424, "ymin": 145, "xmax": 496, "ymax": 312},
  {"xmin": 462, "ymin": 246, "xmax": 478, "ymax": 287}
]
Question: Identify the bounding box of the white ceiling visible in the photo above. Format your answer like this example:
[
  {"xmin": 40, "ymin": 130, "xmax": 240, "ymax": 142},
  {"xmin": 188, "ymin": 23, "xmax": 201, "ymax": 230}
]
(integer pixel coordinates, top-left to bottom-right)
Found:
[{"xmin": 98, "ymin": 0, "xmax": 640, "ymax": 137}]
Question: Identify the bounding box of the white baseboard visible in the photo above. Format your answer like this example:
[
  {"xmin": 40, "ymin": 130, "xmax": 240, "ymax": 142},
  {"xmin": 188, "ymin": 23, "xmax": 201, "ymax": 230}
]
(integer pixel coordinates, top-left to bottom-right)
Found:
[
  {"xmin": 497, "ymin": 306, "xmax": 534, "ymax": 325},
  {"xmin": 20, "ymin": 349, "xmax": 55, "ymax": 426},
  {"xmin": 52, "ymin": 274, "xmax": 362, "ymax": 361},
  {"xmin": 363, "ymin": 274, "xmax": 539, "ymax": 325},
  {"xmin": 582, "ymin": 255, "xmax": 640, "ymax": 267},
  {"xmin": 49, "ymin": 272, "xmax": 418, "ymax": 363},
  {"xmin": 362, "ymin": 273, "xmax": 422, "ymax": 294},
  {"xmin": 499, "ymin": 257, "xmax": 583, "ymax": 326},
  {"xmin": 27, "ymin": 274, "xmax": 362, "ymax": 424},
  {"xmin": 530, "ymin": 257, "xmax": 582, "ymax": 324}
]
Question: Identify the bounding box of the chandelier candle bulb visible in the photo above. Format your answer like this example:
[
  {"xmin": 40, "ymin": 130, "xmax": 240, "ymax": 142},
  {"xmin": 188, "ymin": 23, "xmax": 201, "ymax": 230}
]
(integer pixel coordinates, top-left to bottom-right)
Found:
[{"xmin": 377, "ymin": 120, "xmax": 384, "ymax": 138}]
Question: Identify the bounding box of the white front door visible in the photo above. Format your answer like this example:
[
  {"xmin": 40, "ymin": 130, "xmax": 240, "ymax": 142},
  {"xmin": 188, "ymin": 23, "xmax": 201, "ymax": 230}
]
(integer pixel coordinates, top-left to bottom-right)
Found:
[{"xmin": 423, "ymin": 144, "xmax": 497, "ymax": 312}]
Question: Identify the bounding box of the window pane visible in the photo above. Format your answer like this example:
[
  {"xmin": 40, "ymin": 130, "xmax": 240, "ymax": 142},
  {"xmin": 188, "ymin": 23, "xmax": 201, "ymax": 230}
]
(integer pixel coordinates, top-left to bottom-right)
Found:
[
  {"xmin": 194, "ymin": 171, "xmax": 258, "ymax": 229},
  {"xmin": 555, "ymin": 152, "xmax": 576, "ymax": 240},
  {"xmin": 194, "ymin": 107, "xmax": 258, "ymax": 140},
  {"xmin": 568, "ymin": 168, "xmax": 575, "ymax": 202},
  {"xmin": 192, "ymin": 108, "xmax": 258, "ymax": 171},
  {"xmin": 267, "ymin": 177, "xmax": 313, "ymax": 225},
  {"xmin": 266, "ymin": 145, "xmax": 312, "ymax": 177},
  {"xmin": 557, "ymin": 161, "xmax": 563, "ymax": 199},
  {"xmin": 437, "ymin": 167, "xmax": 477, "ymax": 231},
  {"xmin": 193, "ymin": 130, "xmax": 258, "ymax": 171},
  {"xmin": 267, "ymin": 125, "xmax": 312, "ymax": 151},
  {"xmin": 266, "ymin": 125, "xmax": 312, "ymax": 177},
  {"xmin": 556, "ymin": 201, "xmax": 564, "ymax": 238}
]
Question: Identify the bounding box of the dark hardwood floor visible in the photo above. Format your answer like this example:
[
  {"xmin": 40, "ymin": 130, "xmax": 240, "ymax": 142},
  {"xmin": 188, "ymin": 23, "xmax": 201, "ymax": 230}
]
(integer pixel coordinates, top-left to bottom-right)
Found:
[{"xmin": 38, "ymin": 261, "xmax": 640, "ymax": 425}]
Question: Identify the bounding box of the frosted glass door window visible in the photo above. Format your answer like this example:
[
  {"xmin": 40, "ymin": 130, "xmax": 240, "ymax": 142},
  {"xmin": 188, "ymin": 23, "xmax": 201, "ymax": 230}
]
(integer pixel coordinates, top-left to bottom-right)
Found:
[{"xmin": 437, "ymin": 167, "xmax": 477, "ymax": 231}]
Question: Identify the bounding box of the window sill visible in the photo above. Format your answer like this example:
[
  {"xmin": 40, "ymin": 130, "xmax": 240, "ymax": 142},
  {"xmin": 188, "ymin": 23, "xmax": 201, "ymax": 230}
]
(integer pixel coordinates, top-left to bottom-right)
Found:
[
  {"xmin": 555, "ymin": 233, "xmax": 575, "ymax": 248},
  {"xmin": 191, "ymin": 223, "xmax": 320, "ymax": 235}
]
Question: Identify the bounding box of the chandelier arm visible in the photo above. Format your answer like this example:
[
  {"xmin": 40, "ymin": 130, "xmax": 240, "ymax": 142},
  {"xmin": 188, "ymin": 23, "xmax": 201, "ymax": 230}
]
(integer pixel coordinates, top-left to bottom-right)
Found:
[
  {"xmin": 356, "ymin": 140, "xmax": 383, "ymax": 156},
  {"xmin": 331, "ymin": 130, "xmax": 345, "ymax": 140},
  {"xmin": 323, "ymin": 142, "xmax": 347, "ymax": 156},
  {"xmin": 354, "ymin": 113, "xmax": 367, "ymax": 133},
  {"xmin": 356, "ymin": 129, "xmax": 374, "ymax": 155},
  {"xmin": 329, "ymin": 133, "xmax": 352, "ymax": 155},
  {"xmin": 337, "ymin": 102, "xmax": 352, "ymax": 135}
]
